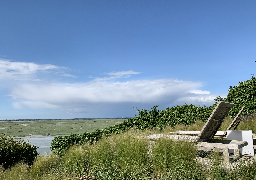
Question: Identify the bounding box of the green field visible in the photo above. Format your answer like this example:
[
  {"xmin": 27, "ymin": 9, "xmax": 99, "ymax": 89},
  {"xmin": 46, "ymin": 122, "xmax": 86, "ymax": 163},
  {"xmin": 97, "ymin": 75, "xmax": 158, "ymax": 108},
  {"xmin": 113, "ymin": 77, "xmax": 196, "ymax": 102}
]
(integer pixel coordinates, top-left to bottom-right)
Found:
[{"xmin": 0, "ymin": 119, "xmax": 127, "ymax": 137}]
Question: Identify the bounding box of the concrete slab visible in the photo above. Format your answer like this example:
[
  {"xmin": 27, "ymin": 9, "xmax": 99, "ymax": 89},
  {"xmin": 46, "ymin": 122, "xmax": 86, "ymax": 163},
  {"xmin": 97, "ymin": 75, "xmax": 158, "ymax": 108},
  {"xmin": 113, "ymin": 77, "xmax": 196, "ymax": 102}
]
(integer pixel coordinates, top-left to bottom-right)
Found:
[
  {"xmin": 198, "ymin": 101, "xmax": 234, "ymax": 142},
  {"xmin": 226, "ymin": 106, "xmax": 245, "ymax": 131},
  {"xmin": 227, "ymin": 130, "xmax": 254, "ymax": 156},
  {"xmin": 175, "ymin": 131, "xmax": 226, "ymax": 137}
]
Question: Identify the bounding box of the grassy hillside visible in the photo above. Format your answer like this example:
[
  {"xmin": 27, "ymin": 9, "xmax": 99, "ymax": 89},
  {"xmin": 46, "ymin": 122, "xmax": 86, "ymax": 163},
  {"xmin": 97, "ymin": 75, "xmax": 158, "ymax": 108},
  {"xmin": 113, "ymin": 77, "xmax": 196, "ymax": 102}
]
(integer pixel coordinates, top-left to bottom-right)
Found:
[{"xmin": 1, "ymin": 115, "xmax": 256, "ymax": 180}]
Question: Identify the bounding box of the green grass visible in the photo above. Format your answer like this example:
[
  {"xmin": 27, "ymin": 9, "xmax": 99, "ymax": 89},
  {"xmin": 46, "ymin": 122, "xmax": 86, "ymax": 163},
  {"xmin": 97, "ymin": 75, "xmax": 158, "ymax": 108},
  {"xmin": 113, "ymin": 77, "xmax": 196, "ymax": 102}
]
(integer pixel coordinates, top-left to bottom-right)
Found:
[
  {"xmin": 2, "ymin": 115, "xmax": 256, "ymax": 179},
  {"xmin": 0, "ymin": 130, "xmax": 206, "ymax": 179},
  {"xmin": 0, "ymin": 127, "xmax": 255, "ymax": 179},
  {"xmin": 1, "ymin": 128, "xmax": 256, "ymax": 180},
  {"xmin": 0, "ymin": 119, "xmax": 126, "ymax": 137}
]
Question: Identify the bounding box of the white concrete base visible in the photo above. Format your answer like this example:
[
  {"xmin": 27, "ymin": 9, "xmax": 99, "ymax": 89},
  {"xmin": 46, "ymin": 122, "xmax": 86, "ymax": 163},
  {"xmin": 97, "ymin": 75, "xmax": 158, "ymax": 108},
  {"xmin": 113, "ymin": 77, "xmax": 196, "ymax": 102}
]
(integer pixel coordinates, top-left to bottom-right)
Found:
[{"xmin": 226, "ymin": 130, "xmax": 254, "ymax": 156}]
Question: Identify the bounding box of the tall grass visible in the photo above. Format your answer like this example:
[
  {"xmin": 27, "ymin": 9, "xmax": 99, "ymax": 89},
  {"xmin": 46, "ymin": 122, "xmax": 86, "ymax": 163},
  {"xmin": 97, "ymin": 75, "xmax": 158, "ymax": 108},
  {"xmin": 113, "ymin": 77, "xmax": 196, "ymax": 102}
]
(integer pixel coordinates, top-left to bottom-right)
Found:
[
  {"xmin": 2, "ymin": 115, "xmax": 256, "ymax": 179},
  {"xmin": 1, "ymin": 130, "xmax": 203, "ymax": 179},
  {"xmin": 151, "ymin": 138, "xmax": 205, "ymax": 179}
]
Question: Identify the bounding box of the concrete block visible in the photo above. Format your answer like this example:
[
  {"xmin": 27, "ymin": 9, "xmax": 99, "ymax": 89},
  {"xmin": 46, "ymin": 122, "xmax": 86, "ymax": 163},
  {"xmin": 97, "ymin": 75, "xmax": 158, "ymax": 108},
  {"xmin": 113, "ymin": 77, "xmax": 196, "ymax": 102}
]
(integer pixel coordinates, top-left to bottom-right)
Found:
[{"xmin": 227, "ymin": 130, "xmax": 254, "ymax": 156}]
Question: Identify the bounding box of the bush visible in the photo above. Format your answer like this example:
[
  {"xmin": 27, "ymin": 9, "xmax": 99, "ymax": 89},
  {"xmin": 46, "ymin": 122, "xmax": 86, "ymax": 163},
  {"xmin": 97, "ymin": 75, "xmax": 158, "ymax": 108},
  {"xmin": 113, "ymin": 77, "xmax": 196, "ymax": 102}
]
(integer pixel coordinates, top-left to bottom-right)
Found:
[
  {"xmin": 0, "ymin": 135, "xmax": 38, "ymax": 169},
  {"xmin": 215, "ymin": 75, "xmax": 256, "ymax": 117},
  {"xmin": 51, "ymin": 104, "xmax": 217, "ymax": 155}
]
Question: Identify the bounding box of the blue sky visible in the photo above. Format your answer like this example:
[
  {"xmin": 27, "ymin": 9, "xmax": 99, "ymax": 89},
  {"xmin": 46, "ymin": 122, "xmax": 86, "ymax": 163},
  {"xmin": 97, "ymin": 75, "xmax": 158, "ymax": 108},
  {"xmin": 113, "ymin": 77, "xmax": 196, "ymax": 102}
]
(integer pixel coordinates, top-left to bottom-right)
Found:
[{"xmin": 0, "ymin": 0, "xmax": 256, "ymax": 119}]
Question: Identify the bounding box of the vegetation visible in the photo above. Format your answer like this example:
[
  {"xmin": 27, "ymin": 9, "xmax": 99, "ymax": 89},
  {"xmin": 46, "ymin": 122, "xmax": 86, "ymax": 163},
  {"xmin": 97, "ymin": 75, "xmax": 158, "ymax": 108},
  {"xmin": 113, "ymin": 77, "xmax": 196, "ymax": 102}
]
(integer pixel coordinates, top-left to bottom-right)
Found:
[
  {"xmin": 1, "ymin": 114, "xmax": 256, "ymax": 179},
  {"xmin": 215, "ymin": 75, "xmax": 256, "ymax": 117},
  {"xmin": 1, "ymin": 125, "xmax": 256, "ymax": 180},
  {"xmin": 0, "ymin": 119, "xmax": 126, "ymax": 137},
  {"xmin": 3, "ymin": 75, "xmax": 256, "ymax": 179},
  {"xmin": 0, "ymin": 136, "xmax": 38, "ymax": 169},
  {"xmin": 51, "ymin": 104, "xmax": 218, "ymax": 155}
]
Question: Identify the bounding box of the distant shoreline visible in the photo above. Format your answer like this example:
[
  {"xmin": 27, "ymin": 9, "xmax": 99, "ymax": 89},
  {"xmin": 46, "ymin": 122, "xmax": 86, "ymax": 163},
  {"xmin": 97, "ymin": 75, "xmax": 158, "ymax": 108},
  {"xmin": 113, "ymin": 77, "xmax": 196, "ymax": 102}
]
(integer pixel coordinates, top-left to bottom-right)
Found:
[
  {"xmin": 0, "ymin": 118, "xmax": 130, "ymax": 121},
  {"xmin": 0, "ymin": 118, "xmax": 127, "ymax": 137}
]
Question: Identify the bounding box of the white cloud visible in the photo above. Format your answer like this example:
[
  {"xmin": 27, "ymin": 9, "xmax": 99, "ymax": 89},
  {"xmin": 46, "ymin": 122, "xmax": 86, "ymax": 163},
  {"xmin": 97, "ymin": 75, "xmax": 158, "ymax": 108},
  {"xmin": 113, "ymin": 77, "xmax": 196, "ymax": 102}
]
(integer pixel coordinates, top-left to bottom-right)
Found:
[
  {"xmin": 176, "ymin": 95, "xmax": 216, "ymax": 103},
  {"xmin": 9, "ymin": 78, "xmax": 219, "ymax": 113},
  {"xmin": 0, "ymin": 59, "xmax": 78, "ymax": 87},
  {"xmin": 106, "ymin": 70, "xmax": 141, "ymax": 78},
  {"xmin": 9, "ymin": 79, "xmax": 200, "ymax": 104},
  {"xmin": 93, "ymin": 70, "xmax": 141, "ymax": 81},
  {"xmin": 189, "ymin": 90, "xmax": 210, "ymax": 94},
  {"xmin": 174, "ymin": 93, "xmax": 228, "ymax": 107},
  {"xmin": 0, "ymin": 59, "xmax": 58, "ymax": 79},
  {"xmin": 0, "ymin": 59, "xmax": 221, "ymax": 117}
]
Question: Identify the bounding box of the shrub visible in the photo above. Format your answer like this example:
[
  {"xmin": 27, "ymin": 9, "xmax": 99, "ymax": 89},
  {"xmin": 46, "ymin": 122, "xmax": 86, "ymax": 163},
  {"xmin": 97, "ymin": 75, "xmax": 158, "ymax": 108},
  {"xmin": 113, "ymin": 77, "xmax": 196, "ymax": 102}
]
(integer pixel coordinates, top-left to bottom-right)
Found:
[
  {"xmin": 215, "ymin": 75, "xmax": 256, "ymax": 117},
  {"xmin": 0, "ymin": 135, "xmax": 38, "ymax": 169},
  {"xmin": 51, "ymin": 104, "xmax": 216, "ymax": 155}
]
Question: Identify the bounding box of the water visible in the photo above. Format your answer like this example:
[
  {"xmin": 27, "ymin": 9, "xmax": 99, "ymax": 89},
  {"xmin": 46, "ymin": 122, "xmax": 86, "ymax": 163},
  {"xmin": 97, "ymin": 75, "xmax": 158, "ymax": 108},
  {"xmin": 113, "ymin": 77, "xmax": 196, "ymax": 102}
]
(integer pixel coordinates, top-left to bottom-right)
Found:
[{"xmin": 16, "ymin": 135, "xmax": 60, "ymax": 156}]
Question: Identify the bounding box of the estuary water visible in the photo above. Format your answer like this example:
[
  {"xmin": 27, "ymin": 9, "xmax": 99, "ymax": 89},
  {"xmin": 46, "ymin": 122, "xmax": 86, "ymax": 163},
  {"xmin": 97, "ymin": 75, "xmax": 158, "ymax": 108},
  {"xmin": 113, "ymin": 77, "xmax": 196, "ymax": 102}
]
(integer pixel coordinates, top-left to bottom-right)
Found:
[{"xmin": 16, "ymin": 135, "xmax": 61, "ymax": 156}]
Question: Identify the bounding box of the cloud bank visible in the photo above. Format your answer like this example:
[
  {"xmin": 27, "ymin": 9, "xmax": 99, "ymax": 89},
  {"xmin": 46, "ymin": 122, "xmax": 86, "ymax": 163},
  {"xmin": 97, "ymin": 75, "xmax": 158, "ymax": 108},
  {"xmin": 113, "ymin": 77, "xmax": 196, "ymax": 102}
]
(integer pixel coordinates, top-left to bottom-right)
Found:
[{"xmin": 0, "ymin": 59, "xmax": 225, "ymax": 118}]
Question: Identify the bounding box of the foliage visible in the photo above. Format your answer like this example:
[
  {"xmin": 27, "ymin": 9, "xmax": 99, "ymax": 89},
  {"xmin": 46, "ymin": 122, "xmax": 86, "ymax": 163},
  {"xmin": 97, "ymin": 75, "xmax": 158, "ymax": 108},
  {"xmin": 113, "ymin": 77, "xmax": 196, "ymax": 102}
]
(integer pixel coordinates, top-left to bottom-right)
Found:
[
  {"xmin": 3, "ymin": 126, "xmax": 256, "ymax": 179},
  {"xmin": 215, "ymin": 75, "xmax": 256, "ymax": 117},
  {"xmin": 0, "ymin": 135, "xmax": 38, "ymax": 169},
  {"xmin": 132, "ymin": 103, "xmax": 217, "ymax": 128},
  {"xmin": 51, "ymin": 104, "xmax": 217, "ymax": 155}
]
